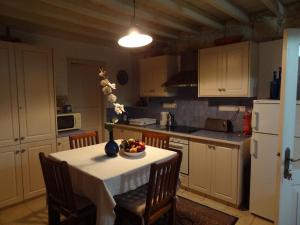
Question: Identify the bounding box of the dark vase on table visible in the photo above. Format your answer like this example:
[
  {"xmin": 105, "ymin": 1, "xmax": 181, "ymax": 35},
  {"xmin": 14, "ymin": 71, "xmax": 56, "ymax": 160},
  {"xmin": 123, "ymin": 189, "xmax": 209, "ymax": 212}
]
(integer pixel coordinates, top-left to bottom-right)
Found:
[{"xmin": 105, "ymin": 125, "xmax": 119, "ymax": 157}]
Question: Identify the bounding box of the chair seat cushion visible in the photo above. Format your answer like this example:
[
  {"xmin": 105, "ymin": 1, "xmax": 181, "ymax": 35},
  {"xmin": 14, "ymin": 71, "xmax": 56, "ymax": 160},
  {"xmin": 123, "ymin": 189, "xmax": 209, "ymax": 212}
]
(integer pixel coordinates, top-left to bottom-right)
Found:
[{"xmin": 114, "ymin": 184, "xmax": 148, "ymax": 216}]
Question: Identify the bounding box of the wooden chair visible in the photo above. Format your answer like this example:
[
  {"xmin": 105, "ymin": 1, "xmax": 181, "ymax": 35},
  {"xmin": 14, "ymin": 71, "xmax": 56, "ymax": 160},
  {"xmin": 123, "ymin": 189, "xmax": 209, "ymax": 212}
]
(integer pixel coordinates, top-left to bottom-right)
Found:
[
  {"xmin": 69, "ymin": 131, "xmax": 99, "ymax": 149},
  {"xmin": 142, "ymin": 131, "xmax": 169, "ymax": 149},
  {"xmin": 114, "ymin": 150, "xmax": 182, "ymax": 225},
  {"xmin": 39, "ymin": 153, "xmax": 96, "ymax": 225}
]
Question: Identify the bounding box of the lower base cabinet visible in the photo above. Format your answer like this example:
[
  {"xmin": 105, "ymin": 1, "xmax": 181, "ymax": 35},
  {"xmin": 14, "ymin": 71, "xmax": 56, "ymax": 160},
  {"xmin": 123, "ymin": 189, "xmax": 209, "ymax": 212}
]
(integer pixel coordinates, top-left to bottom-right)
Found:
[
  {"xmin": 0, "ymin": 145, "xmax": 23, "ymax": 208},
  {"xmin": 189, "ymin": 141, "xmax": 238, "ymax": 205},
  {"xmin": 0, "ymin": 139, "xmax": 56, "ymax": 208},
  {"xmin": 57, "ymin": 137, "xmax": 71, "ymax": 151},
  {"xmin": 113, "ymin": 128, "xmax": 142, "ymax": 140},
  {"xmin": 21, "ymin": 139, "xmax": 56, "ymax": 200}
]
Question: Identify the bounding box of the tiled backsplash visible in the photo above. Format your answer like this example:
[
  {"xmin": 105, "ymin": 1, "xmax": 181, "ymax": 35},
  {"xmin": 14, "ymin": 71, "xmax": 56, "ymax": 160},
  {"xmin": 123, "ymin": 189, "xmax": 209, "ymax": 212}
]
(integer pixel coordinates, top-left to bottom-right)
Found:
[{"xmin": 107, "ymin": 97, "xmax": 254, "ymax": 132}]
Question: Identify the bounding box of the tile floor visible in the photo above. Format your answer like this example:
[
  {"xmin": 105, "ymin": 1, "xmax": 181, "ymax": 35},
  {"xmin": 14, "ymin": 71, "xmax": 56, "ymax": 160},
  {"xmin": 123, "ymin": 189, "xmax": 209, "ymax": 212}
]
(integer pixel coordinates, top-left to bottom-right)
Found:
[{"xmin": 0, "ymin": 190, "xmax": 273, "ymax": 225}]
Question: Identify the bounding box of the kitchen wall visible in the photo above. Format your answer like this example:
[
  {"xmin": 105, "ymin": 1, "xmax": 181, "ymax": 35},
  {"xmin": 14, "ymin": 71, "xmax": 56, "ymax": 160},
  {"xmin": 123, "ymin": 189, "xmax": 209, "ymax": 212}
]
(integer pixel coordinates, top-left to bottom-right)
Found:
[
  {"xmin": 0, "ymin": 26, "xmax": 139, "ymax": 106},
  {"xmin": 108, "ymin": 97, "xmax": 253, "ymax": 132}
]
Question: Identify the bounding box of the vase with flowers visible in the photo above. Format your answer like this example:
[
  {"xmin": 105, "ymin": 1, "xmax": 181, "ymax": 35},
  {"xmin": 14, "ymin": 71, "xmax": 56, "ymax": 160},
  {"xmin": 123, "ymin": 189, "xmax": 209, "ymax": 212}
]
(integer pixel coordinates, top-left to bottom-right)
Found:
[{"xmin": 98, "ymin": 68, "xmax": 125, "ymax": 157}]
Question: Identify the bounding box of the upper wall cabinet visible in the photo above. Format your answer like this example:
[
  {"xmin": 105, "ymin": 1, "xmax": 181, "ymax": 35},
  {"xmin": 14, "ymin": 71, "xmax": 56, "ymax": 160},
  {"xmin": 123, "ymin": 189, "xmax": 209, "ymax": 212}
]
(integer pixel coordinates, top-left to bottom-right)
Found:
[
  {"xmin": 139, "ymin": 55, "xmax": 177, "ymax": 97},
  {"xmin": 15, "ymin": 44, "xmax": 56, "ymax": 143},
  {"xmin": 0, "ymin": 41, "xmax": 56, "ymax": 147},
  {"xmin": 198, "ymin": 41, "xmax": 258, "ymax": 97},
  {"xmin": 0, "ymin": 42, "xmax": 20, "ymax": 147}
]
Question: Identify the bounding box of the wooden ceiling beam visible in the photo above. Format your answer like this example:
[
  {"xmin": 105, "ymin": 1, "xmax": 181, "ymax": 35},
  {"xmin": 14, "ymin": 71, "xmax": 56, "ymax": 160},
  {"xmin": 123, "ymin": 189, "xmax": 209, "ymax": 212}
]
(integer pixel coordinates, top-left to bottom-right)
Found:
[
  {"xmin": 201, "ymin": 0, "xmax": 250, "ymax": 23},
  {"xmin": 90, "ymin": 0, "xmax": 200, "ymax": 34},
  {"xmin": 260, "ymin": 0, "xmax": 285, "ymax": 17},
  {"xmin": 0, "ymin": 0, "xmax": 176, "ymax": 39},
  {"xmin": 0, "ymin": 3, "xmax": 118, "ymax": 42},
  {"xmin": 146, "ymin": 0, "xmax": 224, "ymax": 30},
  {"xmin": 39, "ymin": 0, "xmax": 178, "ymax": 39}
]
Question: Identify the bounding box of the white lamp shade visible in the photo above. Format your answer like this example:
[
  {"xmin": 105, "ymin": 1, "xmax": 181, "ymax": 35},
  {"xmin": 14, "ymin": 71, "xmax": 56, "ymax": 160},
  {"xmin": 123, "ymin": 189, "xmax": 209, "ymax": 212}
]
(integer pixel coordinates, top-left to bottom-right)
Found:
[{"xmin": 118, "ymin": 28, "xmax": 152, "ymax": 48}]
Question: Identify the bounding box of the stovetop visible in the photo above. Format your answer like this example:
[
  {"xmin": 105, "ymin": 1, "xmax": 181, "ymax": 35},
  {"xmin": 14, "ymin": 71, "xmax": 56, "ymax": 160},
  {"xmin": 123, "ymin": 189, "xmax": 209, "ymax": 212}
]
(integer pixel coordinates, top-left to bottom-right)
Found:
[{"xmin": 155, "ymin": 125, "xmax": 200, "ymax": 134}]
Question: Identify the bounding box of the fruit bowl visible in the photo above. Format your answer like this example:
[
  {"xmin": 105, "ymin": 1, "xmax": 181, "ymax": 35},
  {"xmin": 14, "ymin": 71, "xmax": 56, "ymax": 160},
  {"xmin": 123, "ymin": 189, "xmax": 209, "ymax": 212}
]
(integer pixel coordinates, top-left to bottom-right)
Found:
[{"xmin": 119, "ymin": 138, "xmax": 146, "ymax": 157}]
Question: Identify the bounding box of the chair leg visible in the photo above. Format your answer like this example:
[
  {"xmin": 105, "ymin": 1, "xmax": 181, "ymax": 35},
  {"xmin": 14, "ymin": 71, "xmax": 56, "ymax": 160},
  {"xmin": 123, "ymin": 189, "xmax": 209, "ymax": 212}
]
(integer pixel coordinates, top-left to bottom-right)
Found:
[
  {"xmin": 48, "ymin": 204, "xmax": 60, "ymax": 225},
  {"xmin": 168, "ymin": 204, "xmax": 176, "ymax": 225}
]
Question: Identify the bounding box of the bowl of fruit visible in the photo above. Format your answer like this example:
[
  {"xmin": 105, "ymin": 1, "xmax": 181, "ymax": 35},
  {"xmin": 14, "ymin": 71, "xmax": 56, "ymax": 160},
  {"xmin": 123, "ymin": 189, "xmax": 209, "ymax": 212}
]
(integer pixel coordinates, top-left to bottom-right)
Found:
[{"xmin": 120, "ymin": 138, "xmax": 146, "ymax": 157}]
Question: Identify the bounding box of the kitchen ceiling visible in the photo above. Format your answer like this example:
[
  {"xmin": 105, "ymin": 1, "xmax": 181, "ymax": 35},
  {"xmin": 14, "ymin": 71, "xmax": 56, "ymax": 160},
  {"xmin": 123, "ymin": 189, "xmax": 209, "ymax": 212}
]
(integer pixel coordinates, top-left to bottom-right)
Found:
[{"xmin": 0, "ymin": 0, "xmax": 299, "ymax": 48}]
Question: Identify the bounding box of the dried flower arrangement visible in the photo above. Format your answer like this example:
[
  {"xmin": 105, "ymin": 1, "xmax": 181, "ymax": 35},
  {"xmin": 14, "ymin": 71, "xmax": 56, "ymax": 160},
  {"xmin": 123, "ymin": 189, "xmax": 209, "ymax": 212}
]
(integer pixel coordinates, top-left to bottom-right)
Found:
[{"xmin": 98, "ymin": 68, "xmax": 125, "ymax": 125}]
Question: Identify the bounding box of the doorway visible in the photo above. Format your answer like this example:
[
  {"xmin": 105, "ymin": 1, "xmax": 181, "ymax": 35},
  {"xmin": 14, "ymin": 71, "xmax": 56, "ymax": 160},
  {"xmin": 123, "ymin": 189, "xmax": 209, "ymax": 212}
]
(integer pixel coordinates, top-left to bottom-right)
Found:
[{"xmin": 67, "ymin": 58, "xmax": 105, "ymax": 141}]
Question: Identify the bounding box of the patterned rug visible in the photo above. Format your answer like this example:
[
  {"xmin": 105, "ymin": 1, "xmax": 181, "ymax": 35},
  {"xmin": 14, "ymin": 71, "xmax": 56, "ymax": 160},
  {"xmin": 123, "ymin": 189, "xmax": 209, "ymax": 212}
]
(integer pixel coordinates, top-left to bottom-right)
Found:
[{"xmin": 174, "ymin": 197, "xmax": 238, "ymax": 225}]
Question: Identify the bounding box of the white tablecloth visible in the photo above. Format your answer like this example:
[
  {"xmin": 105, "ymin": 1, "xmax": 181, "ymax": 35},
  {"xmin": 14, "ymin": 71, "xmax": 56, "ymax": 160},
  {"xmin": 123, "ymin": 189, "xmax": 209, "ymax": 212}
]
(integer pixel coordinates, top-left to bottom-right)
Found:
[{"xmin": 49, "ymin": 140, "xmax": 176, "ymax": 225}]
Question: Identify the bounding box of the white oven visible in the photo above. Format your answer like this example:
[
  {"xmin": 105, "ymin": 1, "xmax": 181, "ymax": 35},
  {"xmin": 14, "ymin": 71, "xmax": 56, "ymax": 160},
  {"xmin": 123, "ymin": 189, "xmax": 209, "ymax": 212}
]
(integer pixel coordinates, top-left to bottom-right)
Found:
[
  {"xmin": 57, "ymin": 113, "xmax": 81, "ymax": 132},
  {"xmin": 169, "ymin": 137, "xmax": 189, "ymax": 175}
]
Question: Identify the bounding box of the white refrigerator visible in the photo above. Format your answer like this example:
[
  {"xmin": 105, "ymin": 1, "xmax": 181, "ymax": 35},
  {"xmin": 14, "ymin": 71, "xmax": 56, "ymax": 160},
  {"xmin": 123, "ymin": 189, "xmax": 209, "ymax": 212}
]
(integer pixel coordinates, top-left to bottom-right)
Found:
[{"xmin": 250, "ymin": 100, "xmax": 300, "ymax": 221}]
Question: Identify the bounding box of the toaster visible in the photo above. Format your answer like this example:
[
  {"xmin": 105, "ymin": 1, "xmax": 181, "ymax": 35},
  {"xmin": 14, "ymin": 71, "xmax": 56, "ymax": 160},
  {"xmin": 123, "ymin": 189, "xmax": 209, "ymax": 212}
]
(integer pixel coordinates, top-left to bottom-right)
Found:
[{"xmin": 204, "ymin": 118, "xmax": 233, "ymax": 133}]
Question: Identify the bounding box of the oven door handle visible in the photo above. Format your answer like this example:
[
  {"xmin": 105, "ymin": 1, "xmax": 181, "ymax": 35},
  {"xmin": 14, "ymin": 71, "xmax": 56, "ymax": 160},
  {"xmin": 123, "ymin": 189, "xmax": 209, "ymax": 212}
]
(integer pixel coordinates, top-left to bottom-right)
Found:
[{"xmin": 169, "ymin": 143, "xmax": 184, "ymax": 150}]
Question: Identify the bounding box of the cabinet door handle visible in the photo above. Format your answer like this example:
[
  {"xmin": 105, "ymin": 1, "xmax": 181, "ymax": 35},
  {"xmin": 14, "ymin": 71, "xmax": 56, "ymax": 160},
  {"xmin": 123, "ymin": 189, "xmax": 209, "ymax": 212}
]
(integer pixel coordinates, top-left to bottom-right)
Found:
[
  {"xmin": 222, "ymin": 88, "xmax": 226, "ymax": 91},
  {"xmin": 15, "ymin": 150, "xmax": 20, "ymax": 154},
  {"xmin": 21, "ymin": 149, "xmax": 26, "ymax": 153},
  {"xmin": 20, "ymin": 137, "xmax": 25, "ymax": 140},
  {"xmin": 208, "ymin": 145, "xmax": 215, "ymax": 150},
  {"xmin": 218, "ymin": 88, "xmax": 222, "ymax": 92},
  {"xmin": 14, "ymin": 138, "xmax": 19, "ymax": 142},
  {"xmin": 57, "ymin": 142, "xmax": 61, "ymax": 146}
]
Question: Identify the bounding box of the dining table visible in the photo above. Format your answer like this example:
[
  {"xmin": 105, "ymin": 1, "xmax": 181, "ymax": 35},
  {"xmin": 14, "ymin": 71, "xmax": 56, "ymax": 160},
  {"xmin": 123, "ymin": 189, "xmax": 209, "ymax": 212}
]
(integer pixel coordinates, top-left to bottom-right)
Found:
[{"xmin": 49, "ymin": 140, "xmax": 177, "ymax": 225}]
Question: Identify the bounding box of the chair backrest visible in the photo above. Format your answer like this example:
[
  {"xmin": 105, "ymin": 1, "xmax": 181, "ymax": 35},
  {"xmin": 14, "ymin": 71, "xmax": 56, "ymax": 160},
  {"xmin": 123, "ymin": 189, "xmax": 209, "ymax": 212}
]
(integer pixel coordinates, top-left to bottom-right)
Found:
[
  {"xmin": 39, "ymin": 152, "xmax": 76, "ymax": 213},
  {"xmin": 144, "ymin": 150, "xmax": 182, "ymax": 223},
  {"xmin": 142, "ymin": 131, "xmax": 169, "ymax": 149},
  {"xmin": 69, "ymin": 131, "xmax": 99, "ymax": 149}
]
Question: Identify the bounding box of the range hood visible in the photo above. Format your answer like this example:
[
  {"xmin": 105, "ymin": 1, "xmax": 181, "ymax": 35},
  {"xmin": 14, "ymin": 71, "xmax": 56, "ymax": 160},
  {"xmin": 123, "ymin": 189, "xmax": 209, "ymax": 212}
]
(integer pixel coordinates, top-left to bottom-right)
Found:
[{"xmin": 164, "ymin": 51, "xmax": 198, "ymax": 88}]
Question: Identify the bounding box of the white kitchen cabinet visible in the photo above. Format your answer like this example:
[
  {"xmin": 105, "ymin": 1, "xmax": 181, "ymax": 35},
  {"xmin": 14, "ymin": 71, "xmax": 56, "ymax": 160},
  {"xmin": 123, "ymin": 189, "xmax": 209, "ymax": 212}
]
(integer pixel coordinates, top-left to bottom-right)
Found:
[
  {"xmin": 21, "ymin": 139, "xmax": 56, "ymax": 200},
  {"xmin": 189, "ymin": 140, "xmax": 241, "ymax": 205},
  {"xmin": 198, "ymin": 41, "xmax": 258, "ymax": 97},
  {"xmin": 57, "ymin": 137, "xmax": 71, "ymax": 152},
  {"xmin": 0, "ymin": 145, "xmax": 23, "ymax": 208},
  {"xmin": 15, "ymin": 44, "xmax": 56, "ymax": 143},
  {"xmin": 0, "ymin": 42, "xmax": 20, "ymax": 147},
  {"xmin": 210, "ymin": 145, "xmax": 238, "ymax": 204},
  {"xmin": 113, "ymin": 127, "xmax": 142, "ymax": 140},
  {"xmin": 189, "ymin": 141, "xmax": 211, "ymax": 194},
  {"xmin": 139, "ymin": 55, "xmax": 177, "ymax": 97}
]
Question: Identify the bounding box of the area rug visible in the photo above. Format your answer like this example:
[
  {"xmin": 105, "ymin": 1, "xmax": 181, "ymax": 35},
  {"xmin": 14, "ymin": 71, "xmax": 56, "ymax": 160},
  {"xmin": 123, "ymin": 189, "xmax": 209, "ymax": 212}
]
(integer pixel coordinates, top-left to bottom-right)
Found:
[{"xmin": 174, "ymin": 197, "xmax": 238, "ymax": 225}]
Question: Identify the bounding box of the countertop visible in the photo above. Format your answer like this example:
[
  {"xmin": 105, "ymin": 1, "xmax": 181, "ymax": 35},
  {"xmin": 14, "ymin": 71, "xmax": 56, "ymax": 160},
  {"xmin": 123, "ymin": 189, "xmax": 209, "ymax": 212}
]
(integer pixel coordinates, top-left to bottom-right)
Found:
[
  {"xmin": 113, "ymin": 123, "xmax": 251, "ymax": 146},
  {"xmin": 57, "ymin": 129, "xmax": 92, "ymax": 138}
]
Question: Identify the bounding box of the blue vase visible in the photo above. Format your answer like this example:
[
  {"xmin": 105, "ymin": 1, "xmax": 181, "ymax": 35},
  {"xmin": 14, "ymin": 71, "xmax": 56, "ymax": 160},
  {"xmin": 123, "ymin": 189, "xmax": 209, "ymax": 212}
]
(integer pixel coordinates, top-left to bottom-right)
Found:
[{"xmin": 105, "ymin": 130, "xmax": 119, "ymax": 157}]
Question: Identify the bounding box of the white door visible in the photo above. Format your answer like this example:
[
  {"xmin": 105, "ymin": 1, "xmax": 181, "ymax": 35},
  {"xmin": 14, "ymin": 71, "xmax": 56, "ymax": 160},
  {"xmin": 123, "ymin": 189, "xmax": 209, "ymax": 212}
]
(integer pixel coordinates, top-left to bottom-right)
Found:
[
  {"xmin": 210, "ymin": 145, "xmax": 238, "ymax": 204},
  {"xmin": 0, "ymin": 41, "xmax": 20, "ymax": 147},
  {"xmin": 15, "ymin": 44, "xmax": 56, "ymax": 143},
  {"xmin": 21, "ymin": 139, "xmax": 56, "ymax": 199},
  {"xmin": 68, "ymin": 59, "xmax": 104, "ymax": 141},
  {"xmin": 250, "ymin": 133, "xmax": 278, "ymax": 221},
  {"xmin": 276, "ymin": 29, "xmax": 300, "ymax": 225},
  {"xmin": 0, "ymin": 145, "xmax": 23, "ymax": 208},
  {"xmin": 189, "ymin": 141, "xmax": 211, "ymax": 194},
  {"xmin": 198, "ymin": 47, "xmax": 223, "ymax": 97},
  {"xmin": 222, "ymin": 42, "xmax": 249, "ymax": 96}
]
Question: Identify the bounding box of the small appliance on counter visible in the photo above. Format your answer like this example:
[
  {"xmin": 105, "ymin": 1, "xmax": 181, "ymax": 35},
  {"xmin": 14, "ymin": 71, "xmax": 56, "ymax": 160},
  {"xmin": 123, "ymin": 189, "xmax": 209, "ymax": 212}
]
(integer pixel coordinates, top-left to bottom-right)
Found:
[
  {"xmin": 204, "ymin": 118, "xmax": 233, "ymax": 133},
  {"xmin": 160, "ymin": 112, "xmax": 169, "ymax": 126},
  {"xmin": 129, "ymin": 118, "xmax": 156, "ymax": 126},
  {"xmin": 57, "ymin": 112, "xmax": 81, "ymax": 132}
]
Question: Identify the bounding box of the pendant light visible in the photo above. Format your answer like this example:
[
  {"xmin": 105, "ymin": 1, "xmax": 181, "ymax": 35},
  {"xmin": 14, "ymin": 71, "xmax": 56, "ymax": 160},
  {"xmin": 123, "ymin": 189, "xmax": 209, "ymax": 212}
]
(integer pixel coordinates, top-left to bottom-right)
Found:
[{"xmin": 118, "ymin": 0, "xmax": 153, "ymax": 48}]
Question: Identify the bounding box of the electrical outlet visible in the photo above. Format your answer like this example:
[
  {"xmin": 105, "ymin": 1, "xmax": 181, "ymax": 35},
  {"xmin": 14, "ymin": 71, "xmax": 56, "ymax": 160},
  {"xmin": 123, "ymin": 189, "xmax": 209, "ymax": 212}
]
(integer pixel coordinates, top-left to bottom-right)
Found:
[
  {"xmin": 219, "ymin": 105, "xmax": 245, "ymax": 112},
  {"xmin": 162, "ymin": 103, "xmax": 177, "ymax": 109}
]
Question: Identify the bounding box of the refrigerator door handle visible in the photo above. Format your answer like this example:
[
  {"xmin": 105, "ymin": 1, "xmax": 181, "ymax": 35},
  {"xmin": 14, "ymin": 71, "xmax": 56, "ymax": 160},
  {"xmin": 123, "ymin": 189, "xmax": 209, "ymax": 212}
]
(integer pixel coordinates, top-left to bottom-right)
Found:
[
  {"xmin": 251, "ymin": 139, "xmax": 258, "ymax": 158},
  {"xmin": 252, "ymin": 112, "xmax": 259, "ymax": 131}
]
